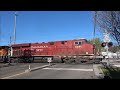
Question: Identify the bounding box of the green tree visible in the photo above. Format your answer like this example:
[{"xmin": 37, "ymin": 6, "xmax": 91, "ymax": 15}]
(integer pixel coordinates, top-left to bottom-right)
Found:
[{"xmin": 88, "ymin": 38, "xmax": 104, "ymax": 54}]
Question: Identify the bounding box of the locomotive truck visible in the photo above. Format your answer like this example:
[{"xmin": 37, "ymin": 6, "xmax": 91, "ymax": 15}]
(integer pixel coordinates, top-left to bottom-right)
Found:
[{"xmin": 9, "ymin": 38, "xmax": 103, "ymax": 63}]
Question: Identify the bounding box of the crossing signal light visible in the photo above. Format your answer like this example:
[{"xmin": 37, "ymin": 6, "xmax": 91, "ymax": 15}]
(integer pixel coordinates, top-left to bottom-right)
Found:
[
  {"xmin": 101, "ymin": 42, "xmax": 106, "ymax": 47},
  {"xmin": 108, "ymin": 42, "xmax": 113, "ymax": 47}
]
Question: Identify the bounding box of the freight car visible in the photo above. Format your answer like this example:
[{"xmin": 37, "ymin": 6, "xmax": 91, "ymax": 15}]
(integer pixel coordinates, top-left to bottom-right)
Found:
[
  {"xmin": 0, "ymin": 46, "xmax": 9, "ymax": 63},
  {"xmin": 10, "ymin": 38, "xmax": 103, "ymax": 63}
]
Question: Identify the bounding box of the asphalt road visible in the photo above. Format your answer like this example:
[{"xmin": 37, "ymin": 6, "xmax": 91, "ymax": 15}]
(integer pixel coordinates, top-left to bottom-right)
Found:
[
  {"xmin": 0, "ymin": 63, "xmax": 49, "ymax": 78},
  {"xmin": 2, "ymin": 63, "xmax": 96, "ymax": 79}
]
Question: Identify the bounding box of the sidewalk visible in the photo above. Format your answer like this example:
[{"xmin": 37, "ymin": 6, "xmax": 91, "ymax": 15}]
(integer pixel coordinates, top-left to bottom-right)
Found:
[{"xmin": 93, "ymin": 64, "xmax": 104, "ymax": 79}]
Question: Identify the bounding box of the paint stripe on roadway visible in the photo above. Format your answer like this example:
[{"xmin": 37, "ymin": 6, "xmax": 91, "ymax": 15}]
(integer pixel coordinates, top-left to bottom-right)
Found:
[
  {"xmin": 43, "ymin": 68, "xmax": 93, "ymax": 71},
  {"xmin": 1, "ymin": 72, "xmax": 28, "ymax": 79}
]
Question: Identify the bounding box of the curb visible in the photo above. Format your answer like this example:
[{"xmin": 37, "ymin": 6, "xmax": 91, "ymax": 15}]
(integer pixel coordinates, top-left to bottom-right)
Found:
[{"xmin": 25, "ymin": 63, "xmax": 55, "ymax": 72}]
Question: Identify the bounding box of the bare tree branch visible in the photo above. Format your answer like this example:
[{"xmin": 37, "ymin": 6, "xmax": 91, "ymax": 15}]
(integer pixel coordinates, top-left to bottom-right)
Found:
[{"xmin": 94, "ymin": 11, "xmax": 120, "ymax": 47}]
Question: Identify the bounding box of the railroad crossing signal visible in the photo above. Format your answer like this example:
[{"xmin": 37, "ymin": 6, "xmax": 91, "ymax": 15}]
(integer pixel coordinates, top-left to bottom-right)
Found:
[
  {"xmin": 108, "ymin": 42, "xmax": 113, "ymax": 47},
  {"xmin": 101, "ymin": 42, "xmax": 106, "ymax": 47},
  {"xmin": 103, "ymin": 31, "xmax": 113, "ymax": 66},
  {"xmin": 101, "ymin": 42, "xmax": 113, "ymax": 47}
]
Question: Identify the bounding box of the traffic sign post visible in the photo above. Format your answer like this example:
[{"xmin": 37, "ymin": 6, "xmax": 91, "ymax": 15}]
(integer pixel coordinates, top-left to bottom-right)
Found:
[{"xmin": 29, "ymin": 65, "xmax": 31, "ymax": 69}]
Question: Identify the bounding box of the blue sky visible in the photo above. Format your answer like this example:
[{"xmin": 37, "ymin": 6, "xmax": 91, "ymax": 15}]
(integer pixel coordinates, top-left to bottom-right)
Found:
[{"xmin": 0, "ymin": 11, "xmax": 103, "ymax": 46}]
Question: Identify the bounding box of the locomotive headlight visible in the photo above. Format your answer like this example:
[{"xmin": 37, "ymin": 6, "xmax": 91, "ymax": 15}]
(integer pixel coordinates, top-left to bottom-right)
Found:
[
  {"xmin": 75, "ymin": 46, "xmax": 81, "ymax": 48},
  {"xmin": 73, "ymin": 56, "xmax": 76, "ymax": 58},
  {"xmin": 86, "ymin": 52, "xmax": 88, "ymax": 54}
]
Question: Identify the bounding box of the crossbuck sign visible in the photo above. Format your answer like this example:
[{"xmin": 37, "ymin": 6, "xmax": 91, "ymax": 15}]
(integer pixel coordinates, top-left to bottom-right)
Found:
[
  {"xmin": 47, "ymin": 58, "xmax": 52, "ymax": 63},
  {"xmin": 103, "ymin": 33, "xmax": 111, "ymax": 42}
]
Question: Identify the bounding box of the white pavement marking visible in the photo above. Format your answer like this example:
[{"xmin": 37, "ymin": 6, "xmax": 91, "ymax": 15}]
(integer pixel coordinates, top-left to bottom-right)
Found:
[
  {"xmin": 43, "ymin": 68, "xmax": 93, "ymax": 71},
  {"xmin": 1, "ymin": 72, "xmax": 27, "ymax": 79}
]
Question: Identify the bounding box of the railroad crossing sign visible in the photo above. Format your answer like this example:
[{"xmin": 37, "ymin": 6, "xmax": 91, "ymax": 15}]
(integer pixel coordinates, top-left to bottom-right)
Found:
[
  {"xmin": 47, "ymin": 58, "xmax": 52, "ymax": 65},
  {"xmin": 47, "ymin": 58, "xmax": 52, "ymax": 62},
  {"xmin": 103, "ymin": 32, "xmax": 111, "ymax": 42}
]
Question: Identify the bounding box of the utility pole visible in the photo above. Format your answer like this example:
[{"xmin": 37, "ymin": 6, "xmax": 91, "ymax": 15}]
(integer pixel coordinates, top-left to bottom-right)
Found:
[
  {"xmin": 10, "ymin": 36, "xmax": 12, "ymax": 47},
  {"xmin": 93, "ymin": 11, "xmax": 97, "ymax": 62},
  {"xmin": 14, "ymin": 11, "xmax": 18, "ymax": 44},
  {"xmin": 93, "ymin": 11, "xmax": 97, "ymax": 45},
  {"xmin": 8, "ymin": 36, "xmax": 12, "ymax": 65},
  {"xmin": 0, "ymin": 16, "xmax": 1, "ymax": 43}
]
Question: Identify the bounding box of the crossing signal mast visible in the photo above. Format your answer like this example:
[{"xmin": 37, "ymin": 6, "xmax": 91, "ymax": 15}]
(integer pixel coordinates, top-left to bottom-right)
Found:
[{"xmin": 102, "ymin": 30, "xmax": 113, "ymax": 66}]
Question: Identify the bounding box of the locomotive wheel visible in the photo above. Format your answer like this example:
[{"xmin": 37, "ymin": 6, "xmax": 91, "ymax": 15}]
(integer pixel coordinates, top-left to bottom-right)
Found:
[
  {"xmin": 30, "ymin": 57, "xmax": 34, "ymax": 63},
  {"xmin": 63, "ymin": 58, "xmax": 70, "ymax": 64},
  {"xmin": 61, "ymin": 58, "xmax": 65, "ymax": 63},
  {"xmin": 26, "ymin": 59, "xmax": 32, "ymax": 63},
  {"xmin": 75, "ymin": 58, "xmax": 82, "ymax": 64},
  {"xmin": 18, "ymin": 58, "xmax": 23, "ymax": 63},
  {"xmin": 22, "ymin": 58, "xmax": 29, "ymax": 63},
  {"xmin": 63, "ymin": 58, "xmax": 74, "ymax": 64}
]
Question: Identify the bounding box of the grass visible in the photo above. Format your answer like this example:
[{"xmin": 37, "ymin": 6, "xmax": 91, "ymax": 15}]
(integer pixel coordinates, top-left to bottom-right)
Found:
[{"xmin": 101, "ymin": 67, "xmax": 120, "ymax": 79}]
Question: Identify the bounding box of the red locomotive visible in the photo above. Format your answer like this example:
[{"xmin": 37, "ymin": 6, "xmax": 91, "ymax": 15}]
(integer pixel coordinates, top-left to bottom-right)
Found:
[{"xmin": 10, "ymin": 38, "xmax": 103, "ymax": 63}]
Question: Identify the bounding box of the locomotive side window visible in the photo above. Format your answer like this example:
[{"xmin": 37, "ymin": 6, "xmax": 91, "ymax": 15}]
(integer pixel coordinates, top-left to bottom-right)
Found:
[
  {"xmin": 74, "ymin": 41, "xmax": 82, "ymax": 45},
  {"xmin": 75, "ymin": 42, "xmax": 78, "ymax": 45},
  {"xmin": 61, "ymin": 41, "xmax": 67, "ymax": 44},
  {"xmin": 78, "ymin": 42, "xmax": 82, "ymax": 45}
]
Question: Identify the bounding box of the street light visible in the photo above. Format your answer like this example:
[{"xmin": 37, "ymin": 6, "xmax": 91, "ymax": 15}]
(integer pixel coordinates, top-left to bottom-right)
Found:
[{"xmin": 14, "ymin": 11, "xmax": 18, "ymax": 44}]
